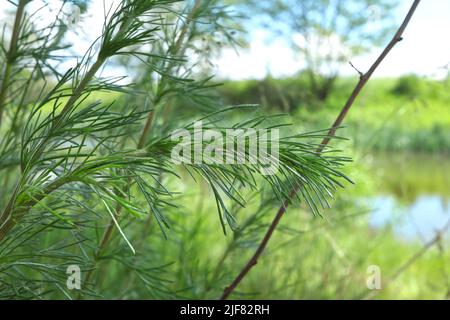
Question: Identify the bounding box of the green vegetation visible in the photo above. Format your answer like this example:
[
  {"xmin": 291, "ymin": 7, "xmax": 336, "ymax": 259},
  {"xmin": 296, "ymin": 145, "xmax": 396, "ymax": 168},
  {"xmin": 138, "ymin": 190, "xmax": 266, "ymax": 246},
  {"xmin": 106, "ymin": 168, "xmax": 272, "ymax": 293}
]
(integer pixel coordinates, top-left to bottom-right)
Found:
[
  {"xmin": 1, "ymin": 0, "xmax": 449, "ymax": 301},
  {"xmin": 0, "ymin": 0, "xmax": 351, "ymax": 299},
  {"xmin": 219, "ymin": 75, "xmax": 450, "ymax": 153},
  {"xmin": 209, "ymin": 74, "xmax": 450, "ymax": 299}
]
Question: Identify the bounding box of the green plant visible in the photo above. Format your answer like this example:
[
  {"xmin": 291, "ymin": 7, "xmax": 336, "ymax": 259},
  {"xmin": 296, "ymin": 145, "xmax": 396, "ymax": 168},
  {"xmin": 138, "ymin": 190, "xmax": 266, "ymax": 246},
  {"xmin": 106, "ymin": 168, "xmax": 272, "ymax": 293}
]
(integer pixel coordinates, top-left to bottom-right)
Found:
[
  {"xmin": 0, "ymin": 0, "xmax": 351, "ymax": 299},
  {"xmin": 391, "ymin": 74, "xmax": 426, "ymax": 99}
]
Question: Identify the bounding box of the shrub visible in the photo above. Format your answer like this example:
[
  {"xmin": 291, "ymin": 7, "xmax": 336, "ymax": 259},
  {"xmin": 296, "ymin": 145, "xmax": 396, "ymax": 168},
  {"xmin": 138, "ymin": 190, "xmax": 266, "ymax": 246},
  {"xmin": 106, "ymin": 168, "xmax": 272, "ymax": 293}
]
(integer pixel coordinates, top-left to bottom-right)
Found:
[
  {"xmin": 391, "ymin": 74, "xmax": 426, "ymax": 99},
  {"xmin": 0, "ymin": 0, "xmax": 350, "ymax": 299}
]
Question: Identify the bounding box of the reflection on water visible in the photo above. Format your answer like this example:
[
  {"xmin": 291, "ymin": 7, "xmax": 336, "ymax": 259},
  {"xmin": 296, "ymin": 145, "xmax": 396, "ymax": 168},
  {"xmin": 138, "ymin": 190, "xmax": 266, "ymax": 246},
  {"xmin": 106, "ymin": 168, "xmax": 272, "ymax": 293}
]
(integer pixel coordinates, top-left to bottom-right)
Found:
[
  {"xmin": 369, "ymin": 195, "xmax": 450, "ymax": 242},
  {"xmin": 365, "ymin": 154, "xmax": 450, "ymax": 241}
]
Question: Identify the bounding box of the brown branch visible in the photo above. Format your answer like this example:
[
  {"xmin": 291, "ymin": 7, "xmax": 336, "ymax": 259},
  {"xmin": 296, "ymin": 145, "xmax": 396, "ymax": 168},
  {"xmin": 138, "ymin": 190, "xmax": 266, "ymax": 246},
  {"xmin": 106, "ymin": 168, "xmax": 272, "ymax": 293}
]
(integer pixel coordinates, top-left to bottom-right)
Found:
[
  {"xmin": 0, "ymin": 0, "xmax": 27, "ymax": 126},
  {"xmin": 220, "ymin": 0, "xmax": 422, "ymax": 300}
]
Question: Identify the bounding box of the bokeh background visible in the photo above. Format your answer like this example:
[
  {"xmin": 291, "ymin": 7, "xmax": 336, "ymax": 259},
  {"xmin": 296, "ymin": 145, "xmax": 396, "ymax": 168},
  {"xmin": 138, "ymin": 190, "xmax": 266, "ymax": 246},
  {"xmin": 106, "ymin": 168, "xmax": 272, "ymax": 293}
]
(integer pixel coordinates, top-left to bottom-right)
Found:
[{"xmin": 1, "ymin": 0, "xmax": 449, "ymax": 299}]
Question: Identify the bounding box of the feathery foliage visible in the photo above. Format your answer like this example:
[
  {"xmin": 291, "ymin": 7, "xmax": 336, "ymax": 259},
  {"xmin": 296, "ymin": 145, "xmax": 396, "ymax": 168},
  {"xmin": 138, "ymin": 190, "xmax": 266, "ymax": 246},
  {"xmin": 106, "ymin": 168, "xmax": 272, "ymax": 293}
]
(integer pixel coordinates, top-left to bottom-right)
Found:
[{"xmin": 0, "ymin": 0, "xmax": 351, "ymax": 299}]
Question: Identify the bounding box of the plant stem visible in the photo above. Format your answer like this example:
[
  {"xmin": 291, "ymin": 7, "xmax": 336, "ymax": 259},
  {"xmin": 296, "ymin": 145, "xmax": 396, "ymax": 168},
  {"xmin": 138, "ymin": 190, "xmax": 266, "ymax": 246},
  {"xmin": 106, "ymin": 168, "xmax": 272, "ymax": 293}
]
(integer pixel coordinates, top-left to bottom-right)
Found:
[
  {"xmin": 0, "ymin": 176, "xmax": 75, "ymax": 242},
  {"xmin": 54, "ymin": 57, "xmax": 105, "ymax": 129},
  {"xmin": 87, "ymin": 1, "xmax": 204, "ymax": 296},
  {"xmin": 0, "ymin": 54, "xmax": 106, "ymax": 242},
  {"xmin": 82, "ymin": 202, "xmax": 123, "ymax": 287},
  {"xmin": 137, "ymin": 111, "xmax": 155, "ymax": 148},
  {"xmin": 0, "ymin": 0, "xmax": 27, "ymax": 126},
  {"xmin": 137, "ymin": 0, "xmax": 201, "ymax": 148},
  {"xmin": 220, "ymin": 0, "xmax": 422, "ymax": 300}
]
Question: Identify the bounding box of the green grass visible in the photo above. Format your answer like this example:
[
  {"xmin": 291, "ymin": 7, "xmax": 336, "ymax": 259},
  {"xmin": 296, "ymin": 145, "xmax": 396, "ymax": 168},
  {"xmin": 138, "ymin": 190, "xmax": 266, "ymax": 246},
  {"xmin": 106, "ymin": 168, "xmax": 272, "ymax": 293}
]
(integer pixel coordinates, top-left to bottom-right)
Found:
[
  {"xmin": 128, "ymin": 185, "xmax": 450, "ymax": 299},
  {"xmin": 218, "ymin": 75, "xmax": 450, "ymax": 153}
]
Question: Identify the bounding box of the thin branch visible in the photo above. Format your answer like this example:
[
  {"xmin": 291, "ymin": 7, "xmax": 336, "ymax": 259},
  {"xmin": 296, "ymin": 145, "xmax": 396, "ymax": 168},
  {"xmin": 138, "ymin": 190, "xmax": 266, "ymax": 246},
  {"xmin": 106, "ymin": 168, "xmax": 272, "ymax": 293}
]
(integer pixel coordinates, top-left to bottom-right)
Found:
[
  {"xmin": 137, "ymin": 0, "xmax": 202, "ymax": 148},
  {"xmin": 0, "ymin": 0, "xmax": 27, "ymax": 126},
  {"xmin": 348, "ymin": 61, "xmax": 363, "ymax": 78},
  {"xmin": 220, "ymin": 0, "xmax": 422, "ymax": 300}
]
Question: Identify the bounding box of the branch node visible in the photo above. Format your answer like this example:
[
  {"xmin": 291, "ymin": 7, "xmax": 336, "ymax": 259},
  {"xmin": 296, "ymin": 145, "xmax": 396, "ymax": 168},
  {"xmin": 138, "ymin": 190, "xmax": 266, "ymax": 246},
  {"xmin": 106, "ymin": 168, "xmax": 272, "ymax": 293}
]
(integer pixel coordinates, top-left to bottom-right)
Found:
[{"xmin": 348, "ymin": 61, "xmax": 363, "ymax": 78}]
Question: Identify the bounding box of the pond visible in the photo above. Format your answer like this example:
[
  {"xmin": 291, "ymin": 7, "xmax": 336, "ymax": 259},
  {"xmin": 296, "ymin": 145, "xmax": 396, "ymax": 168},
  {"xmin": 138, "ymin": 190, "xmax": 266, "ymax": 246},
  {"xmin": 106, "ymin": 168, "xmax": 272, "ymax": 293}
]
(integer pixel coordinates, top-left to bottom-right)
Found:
[{"xmin": 365, "ymin": 153, "xmax": 450, "ymax": 242}]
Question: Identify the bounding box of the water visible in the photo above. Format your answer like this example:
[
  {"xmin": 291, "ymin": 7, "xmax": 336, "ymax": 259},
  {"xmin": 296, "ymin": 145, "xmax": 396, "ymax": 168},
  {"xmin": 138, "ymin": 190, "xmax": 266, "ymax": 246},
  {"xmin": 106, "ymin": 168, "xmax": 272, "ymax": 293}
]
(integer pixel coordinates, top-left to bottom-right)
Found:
[
  {"xmin": 365, "ymin": 154, "xmax": 450, "ymax": 242},
  {"xmin": 369, "ymin": 195, "xmax": 450, "ymax": 242}
]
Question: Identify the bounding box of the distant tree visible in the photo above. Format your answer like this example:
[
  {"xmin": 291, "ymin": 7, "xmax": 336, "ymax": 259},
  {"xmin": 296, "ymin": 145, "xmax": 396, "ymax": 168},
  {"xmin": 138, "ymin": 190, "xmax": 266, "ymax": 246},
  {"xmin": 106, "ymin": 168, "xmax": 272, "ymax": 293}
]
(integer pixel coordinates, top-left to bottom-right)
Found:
[{"xmin": 243, "ymin": 0, "xmax": 399, "ymax": 101}]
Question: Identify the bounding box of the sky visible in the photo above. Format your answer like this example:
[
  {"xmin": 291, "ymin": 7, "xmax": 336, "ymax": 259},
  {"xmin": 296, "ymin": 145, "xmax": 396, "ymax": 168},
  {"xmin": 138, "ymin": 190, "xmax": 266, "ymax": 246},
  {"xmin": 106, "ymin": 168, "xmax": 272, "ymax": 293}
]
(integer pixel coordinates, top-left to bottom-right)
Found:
[
  {"xmin": 215, "ymin": 0, "xmax": 450, "ymax": 79},
  {"xmin": 0, "ymin": 0, "xmax": 449, "ymax": 80}
]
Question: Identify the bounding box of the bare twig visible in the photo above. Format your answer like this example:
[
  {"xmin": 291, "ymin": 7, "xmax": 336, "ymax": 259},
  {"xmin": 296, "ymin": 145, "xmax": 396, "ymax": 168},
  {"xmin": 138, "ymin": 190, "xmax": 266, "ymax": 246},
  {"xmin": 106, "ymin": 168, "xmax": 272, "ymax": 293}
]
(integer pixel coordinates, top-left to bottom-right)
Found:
[
  {"xmin": 349, "ymin": 61, "xmax": 363, "ymax": 78},
  {"xmin": 0, "ymin": 0, "xmax": 27, "ymax": 126},
  {"xmin": 220, "ymin": 0, "xmax": 422, "ymax": 300}
]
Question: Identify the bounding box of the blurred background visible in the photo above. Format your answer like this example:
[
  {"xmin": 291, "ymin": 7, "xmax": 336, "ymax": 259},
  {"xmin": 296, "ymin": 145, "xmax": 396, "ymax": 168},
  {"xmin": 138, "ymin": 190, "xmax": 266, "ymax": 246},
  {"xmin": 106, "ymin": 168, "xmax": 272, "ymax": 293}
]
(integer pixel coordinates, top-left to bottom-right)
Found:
[{"xmin": 1, "ymin": 0, "xmax": 449, "ymax": 299}]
